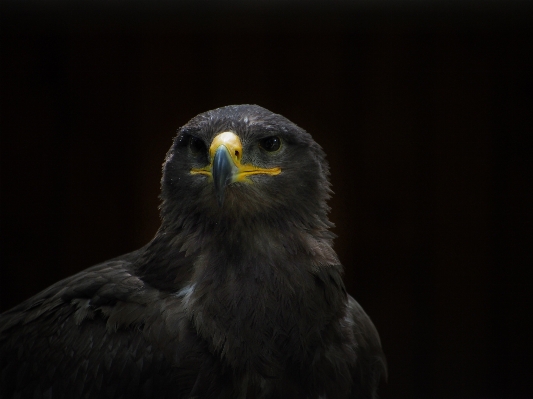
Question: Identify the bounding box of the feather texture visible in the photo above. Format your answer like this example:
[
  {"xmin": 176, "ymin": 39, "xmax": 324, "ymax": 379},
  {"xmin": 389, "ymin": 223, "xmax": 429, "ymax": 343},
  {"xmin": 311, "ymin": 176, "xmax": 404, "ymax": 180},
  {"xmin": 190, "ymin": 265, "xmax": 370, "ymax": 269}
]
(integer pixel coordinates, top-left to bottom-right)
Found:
[{"xmin": 0, "ymin": 105, "xmax": 386, "ymax": 398}]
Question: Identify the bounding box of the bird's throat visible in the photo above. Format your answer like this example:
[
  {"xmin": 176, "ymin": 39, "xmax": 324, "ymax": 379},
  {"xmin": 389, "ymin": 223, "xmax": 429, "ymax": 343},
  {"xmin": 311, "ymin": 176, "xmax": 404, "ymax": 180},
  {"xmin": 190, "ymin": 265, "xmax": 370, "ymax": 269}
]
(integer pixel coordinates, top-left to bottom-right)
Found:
[{"xmin": 183, "ymin": 239, "xmax": 345, "ymax": 375}]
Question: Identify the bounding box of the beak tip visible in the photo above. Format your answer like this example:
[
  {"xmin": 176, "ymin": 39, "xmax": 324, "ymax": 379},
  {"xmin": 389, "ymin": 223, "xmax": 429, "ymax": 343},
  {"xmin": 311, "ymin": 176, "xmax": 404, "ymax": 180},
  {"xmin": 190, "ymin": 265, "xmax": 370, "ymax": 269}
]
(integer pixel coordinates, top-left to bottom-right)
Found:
[{"xmin": 213, "ymin": 145, "xmax": 234, "ymax": 207}]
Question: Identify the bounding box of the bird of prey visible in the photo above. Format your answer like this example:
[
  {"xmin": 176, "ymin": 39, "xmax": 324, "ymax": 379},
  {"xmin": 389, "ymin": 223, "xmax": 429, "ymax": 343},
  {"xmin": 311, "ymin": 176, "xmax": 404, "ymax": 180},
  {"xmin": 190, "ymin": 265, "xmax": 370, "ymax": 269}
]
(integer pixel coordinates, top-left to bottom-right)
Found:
[{"xmin": 0, "ymin": 105, "xmax": 386, "ymax": 399}]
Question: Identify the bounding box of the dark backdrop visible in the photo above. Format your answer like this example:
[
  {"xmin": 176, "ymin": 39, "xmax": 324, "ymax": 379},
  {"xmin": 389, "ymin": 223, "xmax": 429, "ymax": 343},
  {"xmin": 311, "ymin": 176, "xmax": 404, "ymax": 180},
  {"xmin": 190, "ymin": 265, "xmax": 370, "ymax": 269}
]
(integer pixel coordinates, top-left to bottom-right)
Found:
[{"xmin": 1, "ymin": 1, "xmax": 532, "ymax": 398}]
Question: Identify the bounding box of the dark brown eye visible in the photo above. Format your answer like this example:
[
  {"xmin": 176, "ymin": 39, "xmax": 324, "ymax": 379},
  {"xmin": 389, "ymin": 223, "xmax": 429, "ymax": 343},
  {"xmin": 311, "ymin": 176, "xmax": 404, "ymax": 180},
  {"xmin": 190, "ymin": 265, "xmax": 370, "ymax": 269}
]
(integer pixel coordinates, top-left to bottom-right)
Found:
[
  {"xmin": 258, "ymin": 136, "xmax": 281, "ymax": 152},
  {"xmin": 177, "ymin": 134, "xmax": 207, "ymax": 155},
  {"xmin": 188, "ymin": 136, "xmax": 206, "ymax": 154}
]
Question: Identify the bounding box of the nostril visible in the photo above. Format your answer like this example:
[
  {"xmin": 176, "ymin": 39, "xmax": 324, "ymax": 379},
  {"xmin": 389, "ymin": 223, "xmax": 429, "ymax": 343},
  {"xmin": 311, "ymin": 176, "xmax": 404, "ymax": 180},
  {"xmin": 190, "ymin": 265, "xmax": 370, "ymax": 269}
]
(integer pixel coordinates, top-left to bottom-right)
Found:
[{"xmin": 235, "ymin": 150, "xmax": 240, "ymax": 158}]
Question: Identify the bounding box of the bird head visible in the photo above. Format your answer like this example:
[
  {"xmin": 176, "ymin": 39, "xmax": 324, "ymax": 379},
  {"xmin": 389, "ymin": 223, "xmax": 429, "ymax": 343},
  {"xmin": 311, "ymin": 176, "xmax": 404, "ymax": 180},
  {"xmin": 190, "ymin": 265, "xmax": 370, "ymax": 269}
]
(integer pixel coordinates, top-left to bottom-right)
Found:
[{"xmin": 160, "ymin": 105, "xmax": 333, "ymax": 236}]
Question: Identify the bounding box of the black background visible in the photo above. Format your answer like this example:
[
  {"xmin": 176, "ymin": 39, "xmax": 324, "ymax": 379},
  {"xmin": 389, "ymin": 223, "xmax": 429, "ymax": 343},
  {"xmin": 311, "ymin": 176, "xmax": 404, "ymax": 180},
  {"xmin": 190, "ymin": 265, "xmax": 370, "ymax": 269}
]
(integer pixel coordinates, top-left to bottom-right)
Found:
[{"xmin": 1, "ymin": 1, "xmax": 532, "ymax": 398}]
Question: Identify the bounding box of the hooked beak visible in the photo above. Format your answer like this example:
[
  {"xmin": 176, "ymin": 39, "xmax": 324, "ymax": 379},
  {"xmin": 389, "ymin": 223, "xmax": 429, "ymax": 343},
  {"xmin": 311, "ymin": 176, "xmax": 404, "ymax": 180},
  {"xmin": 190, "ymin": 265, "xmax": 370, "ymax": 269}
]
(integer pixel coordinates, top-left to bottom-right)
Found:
[{"xmin": 190, "ymin": 132, "xmax": 281, "ymax": 206}]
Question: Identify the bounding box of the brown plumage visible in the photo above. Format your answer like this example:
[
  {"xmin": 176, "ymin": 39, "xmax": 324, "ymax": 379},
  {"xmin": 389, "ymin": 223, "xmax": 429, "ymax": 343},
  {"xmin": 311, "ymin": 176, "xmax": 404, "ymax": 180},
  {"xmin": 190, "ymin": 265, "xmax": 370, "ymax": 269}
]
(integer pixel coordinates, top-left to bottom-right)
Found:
[{"xmin": 0, "ymin": 105, "xmax": 386, "ymax": 398}]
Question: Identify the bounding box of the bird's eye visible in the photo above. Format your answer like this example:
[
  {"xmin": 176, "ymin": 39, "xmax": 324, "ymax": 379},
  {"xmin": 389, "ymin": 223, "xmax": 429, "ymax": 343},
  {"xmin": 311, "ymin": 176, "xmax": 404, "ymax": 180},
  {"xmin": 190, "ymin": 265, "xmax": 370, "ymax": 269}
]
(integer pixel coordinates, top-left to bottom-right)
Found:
[
  {"xmin": 258, "ymin": 136, "xmax": 281, "ymax": 152},
  {"xmin": 177, "ymin": 134, "xmax": 207, "ymax": 155},
  {"xmin": 188, "ymin": 136, "xmax": 206, "ymax": 155}
]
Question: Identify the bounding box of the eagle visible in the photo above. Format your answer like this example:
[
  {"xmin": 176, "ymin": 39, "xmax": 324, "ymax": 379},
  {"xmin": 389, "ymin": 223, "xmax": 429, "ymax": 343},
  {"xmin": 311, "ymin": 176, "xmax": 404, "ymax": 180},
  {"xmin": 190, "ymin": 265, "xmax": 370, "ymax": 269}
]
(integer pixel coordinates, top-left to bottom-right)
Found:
[{"xmin": 0, "ymin": 105, "xmax": 386, "ymax": 399}]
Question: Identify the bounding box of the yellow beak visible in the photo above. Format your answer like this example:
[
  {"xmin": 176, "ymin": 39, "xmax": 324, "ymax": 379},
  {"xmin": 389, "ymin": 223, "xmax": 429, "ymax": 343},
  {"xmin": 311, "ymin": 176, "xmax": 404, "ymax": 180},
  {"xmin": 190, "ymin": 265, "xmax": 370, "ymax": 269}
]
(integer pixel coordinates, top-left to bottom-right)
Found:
[{"xmin": 190, "ymin": 132, "xmax": 281, "ymax": 205}]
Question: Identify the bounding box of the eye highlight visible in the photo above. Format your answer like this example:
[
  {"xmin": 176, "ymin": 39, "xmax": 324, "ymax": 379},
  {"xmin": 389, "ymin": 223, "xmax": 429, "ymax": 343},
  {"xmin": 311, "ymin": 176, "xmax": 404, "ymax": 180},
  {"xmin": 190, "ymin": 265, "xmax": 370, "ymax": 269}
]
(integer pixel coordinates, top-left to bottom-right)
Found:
[
  {"xmin": 176, "ymin": 134, "xmax": 207, "ymax": 155},
  {"xmin": 189, "ymin": 136, "xmax": 206, "ymax": 154},
  {"xmin": 258, "ymin": 136, "xmax": 281, "ymax": 152}
]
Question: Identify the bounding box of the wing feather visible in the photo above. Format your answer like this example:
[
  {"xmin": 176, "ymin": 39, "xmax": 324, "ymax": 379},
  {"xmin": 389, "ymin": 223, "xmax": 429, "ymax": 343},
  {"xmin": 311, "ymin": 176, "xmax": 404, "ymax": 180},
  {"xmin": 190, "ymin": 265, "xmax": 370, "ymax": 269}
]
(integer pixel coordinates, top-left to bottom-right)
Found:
[
  {"xmin": 346, "ymin": 295, "xmax": 387, "ymax": 399},
  {"xmin": 0, "ymin": 255, "xmax": 198, "ymax": 399}
]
